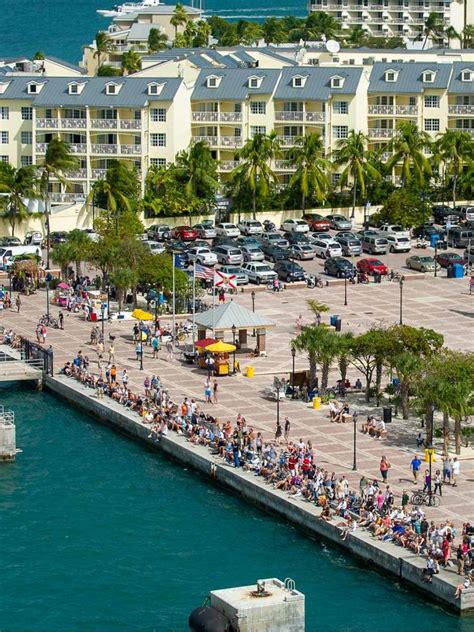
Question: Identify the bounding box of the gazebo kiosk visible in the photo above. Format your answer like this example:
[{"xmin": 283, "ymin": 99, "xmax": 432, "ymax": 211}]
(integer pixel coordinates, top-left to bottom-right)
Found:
[{"xmin": 193, "ymin": 301, "xmax": 275, "ymax": 355}]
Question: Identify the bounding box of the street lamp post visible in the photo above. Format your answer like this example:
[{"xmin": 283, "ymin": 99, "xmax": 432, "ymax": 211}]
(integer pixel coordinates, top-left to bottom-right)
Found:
[
  {"xmin": 427, "ymin": 445, "xmax": 434, "ymax": 502},
  {"xmin": 231, "ymin": 323, "xmax": 236, "ymax": 374},
  {"xmin": 45, "ymin": 272, "xmax": 52, "ymax": 320},
  {"xmin": 434, "ymin": 241, "xmax": 438, "ymax": 278},
  {"xmin": 251, "ymin": 290, "xmax": 256, "ymax": 336},
  {"xmin": 291, "ymin": 346, "xmax": 296, "ymax": 399},
  {"xmin": 399, "ymin": 276, "xmax": 404, "ymax": 325},
  {"xmin": 352, "ymin": 411, "xmax": 358, "ymax": 471},
  {"xmin": 101, "ymin": 303, "xmax": 105, "ymax": 337},
  {"xmin": 344, "ymin": 276, "xmax": 348, "ymax": 306}
]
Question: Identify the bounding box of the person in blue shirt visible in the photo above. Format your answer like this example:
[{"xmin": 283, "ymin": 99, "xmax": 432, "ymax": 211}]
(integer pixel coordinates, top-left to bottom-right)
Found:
[{"xmin": 410, "ymin": 454, "xmax": 422, "ymax": 483}]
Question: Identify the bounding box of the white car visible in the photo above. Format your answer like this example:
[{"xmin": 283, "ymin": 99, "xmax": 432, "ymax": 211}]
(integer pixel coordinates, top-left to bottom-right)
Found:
[
  {"xmin": 280, "ymin": 218, "xmax": 309, "ymax": 233},
  {"xmin": 146, "ymin": 240, "xmax": 166, "ymax": 255},
  {"xmin": 215, "ymin": 222, "xmax": 240, "ymax": 238},
  {"xmin": 193, "ymin": 223, "xmax": 216, "ymax": 239},
  {"xmin": 378, "ymin": 224, "xmax": 411, "ymax": 240},
  {"xmin": 187, "ymin": 246, "xmax": 218, "ymax": 266},
  {"xmin": 385, "ymin": 235, "xmax": 412, "ymax": 253},
  {"xmin": 241, "ymin": 245, "xmax": 265, "ymax": 262},
  {"xmin": 312, "ymin": 239, "xmax": 343, "ymax": 259},
  {"xmin": 238, "ymin": 219, "xmax": 263, "ymax": 235},
  {"xmin": 240, "ymin": 262, "xmax": 278, "ymax": 284},
  {"xmin": 307, "ymin": 232, "xmax": 333, "ymax": 244}
]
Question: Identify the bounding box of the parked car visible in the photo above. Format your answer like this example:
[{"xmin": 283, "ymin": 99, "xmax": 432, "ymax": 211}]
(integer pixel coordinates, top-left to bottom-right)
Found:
[
  {"xmin": 212, "ymin": 236, "xmax": 238, "ymax": 248},
  {"xmin": 287, "ymin": 244, "xmax": 315, "ymax": 260},
  {"xmin": 324, "ymin": 257, "xmax": 355, "ymax": 278},
  {"xmin": 49, "ymin": 231, "xmax": 68, "ymax": 245},
  {"xmin": 280, "ymin": 218, "xmax": 309, "ymax": 233},
  {"xmin": 312, "ymin": 239, "xmax": 342, "ymax": 259},
  {"xmin": 455, "ymin": 205, "xmax": 474, "ymax": 223},
  {"xmin": 236, "ymin": 236, "xmax": 261, "ymax": 248},
  {"xmin": 307, "ymin": 232, "xmax": 333, "ymax": 244},
  {"xmin": 240, "ymin": 261, "xmax": 278, "ymax": 284},
  {"xmin": 302, "ymin": 213, "xmax": 332, "ymax": 232},
  {"xmin": 356, "ymin": 229, "xmax": 380, "ymax": 240},
  {"xmin": 170, "ymin": 225, "xmax": 198, "ymax": 242},
  {"xmin": 334, "ymin": 234, "xmax": 362, "ymax": 256},
  {"xmin": 432, "ymin": 205, "xmax": 456, "ymax": 223},
  {"xmin": 165, "ymin": 240, "xmax": 188, "ymax": 254},
  {"xmin": 0, "ymin": 236, "xmax": 22, "ymax": 247},
  {"xmin": 406, "ymin": 255, "xmax": 436, "ymax": 272},
  {"xmin": 259, "ymin": 232, "xmax": 289, "ymax": 249},
  {"xmin": 187, "ymin": 246, "xmax": 218, "ymax": 266},
  {"xmin": 435, "ymin": 251, "xmax": 465, "ymax": 268},
  {"xmin": 446, "ymin": 226, "xmax": 474, "ymax": 249},
  {"xmin": 464, "ymin": 246, "xmax": 474, "ymax": 264},
  {"xmin": 361, "ymin": 235, "xmax": 389, "ymax": 255},
  {"xmin": 326, "ymin": 214, "xmax": 352, "ymax": 231},
  {"xmin": 378, "ymin": 224, "xmax": 411, "ymax": 239},
  {"xmin": 412, "ymin": 224, "xmax": 441, "ymax": 239},
  {"xmin": 284, "ymin": 232, "xmax": 309, "ymax": 246},
  {"xmin": 357, "ymin": 257, "xmax": 388, "ymax": 276},
  {"xmin": 145, "ymin": 241, "xmax": 166, "ymax": 255},
  {"xmin": 237, "ymin": 219, "xmax": 263, "ymax": 235},
  {"xmin": 24, "ymin": 231, "xmax": 43, "ymax": 246},
  {"xmin": 193, "ymin": 223, "xmax": 216, "ymax": 239},
  {"xmin": 385, "ymin": 235, "xmax": 412, "ymax": 253},
  {"xmin": 147, "ymin": 224, "xmax": 170, "ymax": 241},
  {"xmin": 214, "ymin": 244, "xmax": 243, "ymax": 265},
  {"xmin": 219, "ymin": 265, "xmax": 249, "ymax": 285},
  {"xmin": 273, "ymin": 260, "xmax": 306, "ymax": 282},
  {"xmin": 215, "ymin": 222, "xmax": 240, "ymax": 238},
  {"xmin": 261, "ymin": 243, "xmax": 289, "ymax": 262},
  {"xmin": 81, "ymin": 228, "xmax": 99, "ymax": 242},
  {"xmin": 241, "ymin": 245, "xmax": 265, "ymax": 262}
]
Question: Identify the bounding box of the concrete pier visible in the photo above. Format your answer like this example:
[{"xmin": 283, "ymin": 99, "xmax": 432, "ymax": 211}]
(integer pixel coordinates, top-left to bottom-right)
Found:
[
  {"xmin": 0, "ymin": 407, "xmax": 16, "ymax": 462},
  {"xmin": 45, "ymin": 374, "xmax": 474, "ymax": 615}
]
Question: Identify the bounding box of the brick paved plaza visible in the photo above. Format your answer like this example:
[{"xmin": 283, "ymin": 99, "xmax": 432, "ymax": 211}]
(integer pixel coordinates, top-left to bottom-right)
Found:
[{"xmin": 1, "ymin": 274, "xmax": 473, "ymax": 528}]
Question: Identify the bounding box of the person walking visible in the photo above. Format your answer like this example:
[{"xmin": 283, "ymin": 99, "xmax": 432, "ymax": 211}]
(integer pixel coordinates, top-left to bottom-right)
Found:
[
  {"xmin": 275, "ymin": 419, "xmax": 282, "ymax": 445},
  {"xmin": 58, "ymin": 311, "xmax": 64, "ymax": 330},
  {"xmin": 433, "ymin": 469, "xmax": 443, "ymax": 496},
  {"xmin": 166, "ymin": 340, "xmax": 173, "ymax": 362},
  {"xmin": 423, "ymin": 469, "xmax": 431, "ymax": 493},
  {"xmin": 108, "ymin": 342, "xmax": 115, "ymax": 363},
  {"xmin": 15, "ymin": 294, "xmax": 21, "ymax": 312},
  {"xmin": 96, "ymin": 340, "xmax": 104, "ymax": 368},
  {"xmin": 151, "ymin": 335, "xmax": 159, "ymax": 359},
  {"xmin": 442, "ymin": 454, "xmax": 452, "ymax": 484},
  {"xmin": 284, "ymin": 416, "xmax": 291, "ymax": 443},
  {"xmin": 410, "ymin": 454, "xmax": 422, "ymax": 484},
  {"xmin": 452, "ymin": 457, "xmax": 460, "ymax": 486},
  {"xmin": 212, "ymin": 380, "xmax": 218, "ymax": 404},
  {"xmin": 379, "ymin": 455, "xmax": 391, "ymax": 482},
  {"xmin": 204, "ymin": 379, "xmax": 212, "ymax": 404}
]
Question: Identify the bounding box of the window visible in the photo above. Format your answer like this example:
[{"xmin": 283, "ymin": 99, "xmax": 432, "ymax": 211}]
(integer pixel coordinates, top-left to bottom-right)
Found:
[
  {"xmin": 332, "ymin": 173, "xmax": 341, "ymax": 186},
  {"xmin": 0, "ymin": 107, "xmax": 9, "ymax": 120},
  {"xmin": 148, "ymin": 83, "xmax": 164, "ymax": 96},
  {"xmin": 151, "ymin": 133, "xmax": 166, "ymax": 147},
  {"xmin": 69, "ymin": 83, "xmax": 79, "ymax": 94},
  {"xmin": 0, "ymin": 131, "xmax": 8, "ymax": 144},
  {"xmin": 151, "ymin": 108, "xmax": 166, "ymax": 122},
  {"xmin": 0, "ymin": 155, "xmax": 8, "ymax": 163},
  {"xmin": 21, "ymin": 156, "xmax": 33, "ymax": 166},
  {"xmin": 21, "ymin": 107, "xmax": 33, "ymax": 120},
  {"xmin": 250, "ymin": 101, "xmax": 266, "ymax": 114},
  {"xmin": 293, "ymin": 77, "xmax": 303, "ymax": 87},
  {"xmin": 424, "ymin": 119, "xmax": 440, "ymax": 132},
  {"xmin": 385, "ymin": 71, "xmax": 397, "ymax": 82},
  {"xmin": 248, "ymin": 77, "xmax": 262, "ymax": 88},
  {"xmin": 424, "ymin": 95, "xmax": 439, "ymax": 108},
  {"xmin": 207, "ymin": 76, "xmax": 221, "ymax": 88},
  {"xmin": 28, "ymin": 83, "xmax": 38, "ymax": 94},
  {"xmin": 151, "ymin": 158, "xmax": 166, "ymax": 167},
  {"xmin": 333, "ymin": 101, "xmax": 348, "ymax": 115},
  {"xmin": 21, "ymin": 131, "xmax": 32, "ymax": 144},
  {"xmin": 423, "ymin": 71, "xmax": 435, "ymax": 83},
  {"xmin": 330, "ymin": 76, "xmax": 343, "ymax": 88},
  {"xmin": 333, "ymin": 125, "xmax": 348, "ymax": 139},
  {"xmin": 105, "ymin": 83, "xmax": 119, "ymax": 95},
  {"xmin": 250, "ymin": 126, "xmax": 266, "ymax": 137},
  {"xmin": 461, "ymin": 70, "xmax": 472, "ymax": 82}
]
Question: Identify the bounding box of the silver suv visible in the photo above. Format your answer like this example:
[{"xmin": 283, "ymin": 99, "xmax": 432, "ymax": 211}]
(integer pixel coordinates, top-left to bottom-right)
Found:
[
  {"xmin": 335, "ymin": 234, "xmax": 362, "ymax": 256},
  {"xmin": 241, "ymin": 262, "xmax": 277, "ymax": 284}
]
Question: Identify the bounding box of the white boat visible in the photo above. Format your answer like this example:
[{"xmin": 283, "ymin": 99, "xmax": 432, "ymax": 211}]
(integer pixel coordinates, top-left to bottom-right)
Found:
[{"xmin": 97, "ymin": 0, "xmax": 161, "ymax": 17}]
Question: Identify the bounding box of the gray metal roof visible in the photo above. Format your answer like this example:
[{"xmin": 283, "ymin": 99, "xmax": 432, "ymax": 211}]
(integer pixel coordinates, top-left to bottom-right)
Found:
[
  {"xmin": 274, "ymin": 67, "xmax": 362, "ymax": 101},
  {"xmin": 192, "ymin": 68, "xmax": 281, "ymax": 101},
  {"xmin": 448, "ymin": 62, "xmax": 474, "ymax": 94},
  {"xmin": 228, "ymin": 50, "xmax": 256, "ymax": 65},
  {"xmin": 45, "ymin": 56, "xmax": 86, "ymax": 74},
  {"xmin": 193, "ymin": 300, "xmax": 275, "ymax": 331},
  {"xmin": 0, "ymin": 76, "xmax": 182, "ymax": 105},
  {"xmin": 128, "ymin": 23, "xmax": 157, "ymax": 41},
  {"xmin": 368, "ymin": 62, "xmax": 452, "ymax": 94}
]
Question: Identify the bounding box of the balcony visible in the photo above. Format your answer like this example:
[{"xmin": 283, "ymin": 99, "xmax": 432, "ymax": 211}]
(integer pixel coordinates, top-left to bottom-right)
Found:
[
  {"xmin": 91, "ymin": 143, "xmax": 118, "ymax": 154},
  {"xmin": 274, "ymin": 160, "xmax": 296, "ymax": 171},
  {"xmin": 69, "ymin": 169, "xmax": 88, "ymax": 179},
  {"xmin": 192, "ymin": 112, "xmax": 218, "ymax": 122},
  {"xmin": 368, "ymin": 105, "xmax": 394, "ymax": 115},
  {"xmin": 396, "ymin": 105, "xmax": 418, "ymax": 116},
  {"xmin": 90, "ymin": 118, "xmax": 118, "ymax": 129},
  {"xmin": 36, "ymin": 118, "xmax": 59, "ymax": 129},
  {"xmin": 120, "ymin": 144, "xmax": 142, "ymax": 155},
  {"xmin": 448, "ymin": 104, "xmax": 474, "ymax": 115},
  {"xmin": 91, "ymin": 168, "xmax": 107, "ymax": 179},
  {"xmin": 219, "ymin": 112, "xmax": 242, "ymax": 123},
  {"xmin": 305, "ymin": 111, "xmax": 325, "ymax": 122},
  {"xmin": 277, "ymin": 136, "xmax": 299, "ymax": 146},
  {"xmin": 50, "ymin": 192, "xmax": 83, "ymax": 204},
  {"xmin": 61, "ymin": 118, "xmax": 87, "ymax": 129},
  {"xmin": 120, "ymin": 119, "xmax": 142, "ymax": 130},
  {"xmin": 220, "ymin": 136, "xmax": 243, "ymax": 148},
  {"xmin": 275, "ymin": 111, "xmax": 304, "ymax": 122},
  {"xmin": 368, "ymin": 128, "xmax": 394, "ymax": 139},
  {"xmin": 35, "ymin": 143, "xmax": 48, "ymax": 153},
  {"xmin": 381, "ymin": 152, "xmax": 392, "ymax": 161},
  {"xmin": 193, "ymin": 135, "xmax": 218, "ymax": 146},
  {"xmin": 69, "ymin": 144, "xmax": 87, "ymax": 154},
  {"xmin": 220, "ymin": 160, "xmax": 240, "ymax": 172}
]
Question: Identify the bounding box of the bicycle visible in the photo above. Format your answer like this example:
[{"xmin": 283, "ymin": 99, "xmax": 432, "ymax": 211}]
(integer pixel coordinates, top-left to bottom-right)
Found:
[
  {"xmin": 410, "ymin": 490, "xmax": 441, "ymax": 507},
  {"xmin": 39, "ymin": 314, "xmax": 59, "ymax": 329}
]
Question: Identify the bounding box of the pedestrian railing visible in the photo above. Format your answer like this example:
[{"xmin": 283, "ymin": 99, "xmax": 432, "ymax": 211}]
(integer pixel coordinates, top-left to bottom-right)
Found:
[{"xmin": 18, "ymin": 337, "xmax": 54, "ymax": 376}]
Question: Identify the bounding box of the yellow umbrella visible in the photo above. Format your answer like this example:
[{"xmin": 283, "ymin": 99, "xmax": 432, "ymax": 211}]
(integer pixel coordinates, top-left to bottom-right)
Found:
[
  {"xmin": 132, "ymin": 308, "xmax": 154, "ymax": 321},
  {"xmin": 205, "ymin": 340, "xmax": 236, "ymax": 353}
]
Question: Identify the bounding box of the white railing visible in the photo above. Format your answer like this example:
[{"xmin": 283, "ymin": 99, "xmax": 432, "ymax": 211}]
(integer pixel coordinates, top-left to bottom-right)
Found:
[
  {"xmin": 61, "ymin": 118, "xmax": 87, "ymax": 129},
  {"xmin": 369, "ymin": 128, "xmax": 394, "ymax": 139},
  {"xmin": 396, "ymin": 105, "xmax": 418, "ymax": 116},
  {"xmin": 91, "ymin": 168, "xmax": 107, "ymax": 179},
  {"xmin": 277, "ymin": 136, "xmax": 298, "ymax": 146},
  {"xmin": 69, "ymin": 143, "xmax": 87, "ymax": 154},
  {"xmin": 120, "ymin": 119, "xmax": 142, "ymax": 129},
  {"xmin": 91, "ymin": 143, "xmax": 118, "ymax": 154},
  {"xmin": 220, "ymin": 112, "xmax": 242, "ymax": 122},
  {"xmin": 192, "ymin": 111, "xmax": 218, "ymax": 122},
  {"xmin": 220, "ymin": 160, "xmax": 240, "ymax": 171},
  {"xmin": 120, "ymin": 144, "xmax": 142, "ymax": 155},
  {"xmin": 220, "ymin": 136, "xmax": 243, "ymax": 148},
  {"xmin": 35, "ymin": 143, "xmax": 47, "ymax": 153},
  {"xmin": 448, "ymin": 104, "xmax": 474, "ymax": 115},
  {"xmin": 50, "ymin": 192, "xmax": 81, "ymax": 203},
  {"xmin": 381, "ymin": 152, "xmax": 392, "ymax": 161},
  {"xmin": 69, "ymin": 169, "xmax": 88, "ymax": 179},
  {"xmin": 274, "ymin": 160, "xmax": 295, "ymax": 170},
  {"xmin": 193, "ymin": 135, "xmax": 218, "ymax": 146},
  {"xmin": 90, "ymin": 118, "xmax": 118, "ymax": 129},
  {"xmin": 275, "ymin": 111, "xmax": 304, "ymax": 121},
  {"xmin": 368, "ymin": 105, "xmax": 394, "ymax": 115},
  {"xmin": 306, "ymin": 111, "xmax": 325, "ymax": 122},
  {"xmin": 36, "ymin": 118, "xmax": 59, "ymax": 129}
]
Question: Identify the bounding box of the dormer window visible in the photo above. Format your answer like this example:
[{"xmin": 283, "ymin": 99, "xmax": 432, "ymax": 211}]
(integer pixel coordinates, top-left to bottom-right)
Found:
[
  {"xmin": 292, "ymin": 75, "xmax": 307, "ymax": 88},
  {"xmin": 105, "ymin": 82, "xmax": 121, "ymax": 95},
  {"xmin": 206, "ymin": 75, "xmax": 222, "ymax": 89},
  {"xmin": 27, "ymin": 81, "xmax": 44, "ymax": 94},
  {"xmin": 0, "ymin": 82, "xmax": 10, "ymax": 95},
  {"xmin": 248, "ymin": 75, "xmax": 263, "ymax": 89},
  {"xmin": 68, "ymin": 82, "xmax": 86, "ymax": 95},
  {"xmin": 461, "ymin": 69, "xmax": 473, "ymax": 82},
  {"xmin": 385, "ymin": 70, "xmax": 398, "ymax": 83},
  {"xmin": 422, "ymin": 70, "xmax": 436, "ymax": 83},
  {"xmin": 330, "ymin": 75, "xmax": 344, "ymax": 89},
  {"xmin": 148, "ymin": 82, "xmax": 165, "ymax": 96}
]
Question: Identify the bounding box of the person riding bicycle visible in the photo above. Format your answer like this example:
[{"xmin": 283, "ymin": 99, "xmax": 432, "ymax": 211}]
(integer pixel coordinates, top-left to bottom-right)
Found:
[{"xmin": 272, "ymin": 278, "xmax": 281, "ymax": 292}]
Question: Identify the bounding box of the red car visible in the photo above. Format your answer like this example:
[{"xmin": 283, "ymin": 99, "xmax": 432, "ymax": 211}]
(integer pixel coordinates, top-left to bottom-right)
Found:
[
  {"xmin": 302, "ymin": 213, "xmax": 332, "ymax": 232},
  {"xmin": 357, "ymin": 257, "xmax": 388, "ymax": 276},
  {"xmin": 170, "ymin": 225, "xmax": 198, "ymax": 241},
  {"xmin": 435, "ymin": 252, "xmax": 465, "ymax": 268}
]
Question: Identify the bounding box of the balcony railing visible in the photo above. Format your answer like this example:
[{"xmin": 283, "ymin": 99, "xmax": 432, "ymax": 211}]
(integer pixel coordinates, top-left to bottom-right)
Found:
[
  {"xmin": 192, "ymin": 112, "xmax": 218, "ymax": 122},
  {"xmin": 368, "ymin": 128, "xmax": 394, "ymax": 139},
  {"xmin": 50, "ymin": 192, "xmax": 83, "ymax": 204},
  {"xmin": 368, "ymin": 105, "xmax": 394, "ymax": 115},
  {"xmin": 305, "ymin": 111, "xmax": 325, "ymax": 122},
  {"xmin": 91, "ymin": 169, "xmax": 107, "ymax": 179},
  {"xmin": 90, "ymin": 118, "xmax": 118, "ymax": 129},
  {"xmin": 194, "ymin": 135, "xmax": 219, "ymax": 146},
  {"xmin": 220, "ymin": 160, "xmax": 241, "ymax": 172},
  {"xmin": 69, "ymin": 169, "xmax": 88, "ymax": 179},
  {"xmin": 396, "ymin": 105, "xmax": 418, "ymax": 116},
  {"xmin": 277, "ymin": 136, "xmax": 299, "ymax": 146},
  {"xmin": 219, "ymin": 112, "xmax": 242, "ymax": 122},
  {"xmin": 91, "ymin": 143, "xmax": 118, "ymax": 154},
  {"xmin": 69, "ymin": 143, "xmax": 87, "ymax": 154},
  {"xmin": 61, "ymin": 118, "xmax": 87, "ymax": 129},
  {"xmin": 448, "ymin": 104, "xmax": 474, "ymax": 115},
  {"xmin": 274, "ymin": 160, "xmax": 296, "ymax": 171},
  {"xmin": 275, "ymin": 111, "xmax": 304, "ymax": 122},
  {"xmin": 120, "ymin": 119, "xmax": 142, "ymax": 130},
  {"xmin": 120, "ymin": 144, "xmax": 142, "ymax": 155},
  {"xmin": 220, "ymin": 136, "xmax": 243, "ymax": 148},
  {"xmin": 36, "ymin": 118, "xmax": 59, "ymax": 129}
]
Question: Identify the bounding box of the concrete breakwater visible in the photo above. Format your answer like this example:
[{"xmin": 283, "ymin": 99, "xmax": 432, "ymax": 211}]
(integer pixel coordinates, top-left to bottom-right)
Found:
[{"xmin": 46, "ymin": 375, "xmax": 474, "ymax": 615}]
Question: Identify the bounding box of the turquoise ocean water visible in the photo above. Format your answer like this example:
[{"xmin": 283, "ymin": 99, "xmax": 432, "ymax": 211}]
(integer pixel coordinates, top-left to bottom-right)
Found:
[
  {"xmin": 0, "ymin": 386, "xmax": 470, "ymax": 631},
  {"xmin": 0, "ymin": 0, "xmax": 306, "ymax": 64}
]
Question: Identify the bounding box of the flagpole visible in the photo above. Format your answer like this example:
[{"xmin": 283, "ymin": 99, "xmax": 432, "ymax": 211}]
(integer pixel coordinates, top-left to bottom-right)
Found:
[
  {"xmin": 172, "ymin": 253, "xmax": 176, "ymax": 341},
  {"xmin": 212, "ymin": 272, "xmax": 216, "ymax": 338},
  {"xmin": 192, "ymin": 260, "xmax": 196, "ymax": 347}
]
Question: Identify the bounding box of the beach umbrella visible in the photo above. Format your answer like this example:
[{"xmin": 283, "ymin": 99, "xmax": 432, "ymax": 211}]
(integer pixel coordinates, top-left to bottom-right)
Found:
[
  {"xmin": 195, "ymin": 338, "xmax": 216, "ymax": 348},
  {"xmin": 131, "ymin": 308, "xmax": 154, "ymax": 321},
  {"xmin": 205, "ymin": 340, "xmax": 236, "ymax": 353}
]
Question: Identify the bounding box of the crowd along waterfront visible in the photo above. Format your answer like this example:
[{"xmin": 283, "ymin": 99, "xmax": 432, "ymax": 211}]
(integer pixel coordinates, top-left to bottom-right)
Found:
[{"xmin": 0, "ymin": 385, "xmax": 471, "ymax": 632}]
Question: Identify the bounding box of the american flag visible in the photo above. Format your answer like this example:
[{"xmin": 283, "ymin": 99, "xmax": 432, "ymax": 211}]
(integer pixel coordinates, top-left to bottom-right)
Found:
[{"xmin": 194, "ymin": 263, "xmax": 215, "ymax": 280}]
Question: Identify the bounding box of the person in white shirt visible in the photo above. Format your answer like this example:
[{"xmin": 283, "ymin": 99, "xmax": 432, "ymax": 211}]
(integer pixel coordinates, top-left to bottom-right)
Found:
[{"xmin": 452, "ymin": 457, "xmax": 460, "ymax": 486}]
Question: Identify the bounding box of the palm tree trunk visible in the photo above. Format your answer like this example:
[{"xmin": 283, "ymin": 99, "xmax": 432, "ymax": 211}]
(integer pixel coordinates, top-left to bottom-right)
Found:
[
  {"xmin": 452, "ymin": 174, "xmax": 457, "ymax": 209},
  {"xmin": 308, "ymin": 351, "xmax": 317, "ymax": 391},
  {"xmin": 351, "ymin": 179, "xmax": 357, "ymax": 219},
  {"xmin": 321, "ymin": 361, "xmax": 329, "ymax": 393},
  {"xmin": 454, "ymin": 417, "xmax": 462, "ymax": 455},
  {"xmin": 301, "ymin": 191, "xmax": 305, "ymax": 217},
  {"xmin": 339, "ymin": 356, "xmax": 348, "ymax": 384},
  {"xmin": 400, "ymin": 380, "xmax": 409, "ymax": 419},
  {"xmin": 252, "ymin": 188, "xmax": 256, "ymax": 220},
  {"xmin": 425, "ymin": 403, "xmax": 434, "ymax": 446},
  {"xmin": 10, "ymin": 209, "xmax": 16, "ymax": 238},
  {"xmin": 375, "ymin": 359, "xmax": 383, "ymax": 405},
  {"xmin": 443, "ymin": 411, "xmax": 450, "ymax": 455},
  {"xmin": 45, "ymin": 180, "xmax": 51, "ymax": 270}
]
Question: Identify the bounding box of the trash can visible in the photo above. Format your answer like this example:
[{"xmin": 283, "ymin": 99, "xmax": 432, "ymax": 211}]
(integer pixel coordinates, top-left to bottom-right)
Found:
[
  {"xmin": 383, "ymin": 406, "xmax": 392, "ymax": 424},
  {"xmin": 312, "ymin": 396, "xmax": 321, "ymax": 410},
  {"xmin": 246, "ymin": 365, "xmax": 255, "ymax": 378},
  {"xmin": 330, "ymin": 315, "xmax": 339, "ymax": 327},
  {"xmin": 453, "ymin": 264, "xmax": 464, "ymax": 278},
  {"xmin": 430, "ymin": 234, "xmax": 440, "ymax": 248},
  {"xmin": 335, "ymin": 317, "xmax": 342, "ymax": 332},
  {"xmin": 447, "ymin": 265, "xmax": 454, "ymax": 279}
]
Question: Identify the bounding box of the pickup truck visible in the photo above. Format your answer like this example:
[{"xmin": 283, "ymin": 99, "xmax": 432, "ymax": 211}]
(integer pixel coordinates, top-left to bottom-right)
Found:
[{"xmin": 378, "ymin": 224, "xmax": 411, "ymax": 240}]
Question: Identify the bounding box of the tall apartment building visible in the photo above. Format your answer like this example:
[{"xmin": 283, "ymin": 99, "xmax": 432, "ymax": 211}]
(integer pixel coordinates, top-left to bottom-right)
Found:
[{"xmin": 309, "ymin": 0, "xmax": 473, "ymax": 42}]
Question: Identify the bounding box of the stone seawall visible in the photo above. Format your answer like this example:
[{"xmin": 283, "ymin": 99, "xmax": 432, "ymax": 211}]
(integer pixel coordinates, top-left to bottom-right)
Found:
[{"xmin": 45, "ymin": 375, "xmax": 474, "ymax": 615}]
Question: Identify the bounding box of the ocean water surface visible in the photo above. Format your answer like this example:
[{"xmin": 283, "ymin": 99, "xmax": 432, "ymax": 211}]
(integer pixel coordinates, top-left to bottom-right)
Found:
[{"xmin": 0, "ymin": 386, "xmax": 471, "ymax": 631}]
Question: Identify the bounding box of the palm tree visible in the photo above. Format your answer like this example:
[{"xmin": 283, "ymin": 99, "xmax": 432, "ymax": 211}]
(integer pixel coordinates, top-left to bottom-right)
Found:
[
  {"xmin": 463, "ymin": 24, "xmax": 474, "ymax": 48},
  {"xmin": 420, "ymin": 12, "xmax": 444, "ymax": 49},
  {"xmin": 170, "ymin": 3, "xmax": 188, "ymax": 40},
  {"xmin": 333, "ymin": 130, "xmax": 381, "ymax": 218},
  {"xmin": 231, "ymin": 132, "xmax": 280, "ymax": 219},
  {"xmin": 192, "ymin": 20, "xmax": 212, "ymax": 47},
  {"xmin": 95, "ymin": 173, "xmax": 132, "ymax": 235},
  {"xmin": 287, "ymin": 133, "xmax": 330, "ymax": 214},
  {"xmin": 121, "ymin": 49, "xmax": 142, "ymax": 75},
  {"xmin": 444, "ymin": 25, "xmax": 462, "ymax": 48},
  {"xmin": 39, "ymin": 138, "xmax": 79, "ymax": 269},
  {"xmin": 175, "ymin": 141, "xmax": 218, "ymax": 223},
  {"xmin": 94, "ymin": 31, "xmax": 115, "ymax": 71},
  {"xmin": 386, "ymin": 121, "xmax": 432, "ymax": 187},
  {"xmin": 0, "ymin": 163, "xmax": 38, "ymax": 237},
  {"xmin": 51, "ymin": 241, "xmax": 74, "ymax": 281},
  {"xmin": 65, "ymin": 229, "xmax": 93, "ymax": 276},
  {"xmin": 436, "ymin": 129, "xmax": 474, "ymax": 208},
  {"xmin": 262, "ymin": 18, "xmax": 286, "ymax": 44},
  {"xmin": 293, "ymin": 325, "xmax": 340, "ymax": 393},
  {"xmin": 148, "ymin": 28, "xmax": 168, "ymax": 52},
  {"xmin": 306, "ymin": 298, "xmax": 330, "ymax": 326},
  {"xmin": 305, "ymin": 12, "xmax": 340, "ymax": 42},
  {"xmin": 346, "ymin": 25, "xmax": 366, "ymax": 47}
]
